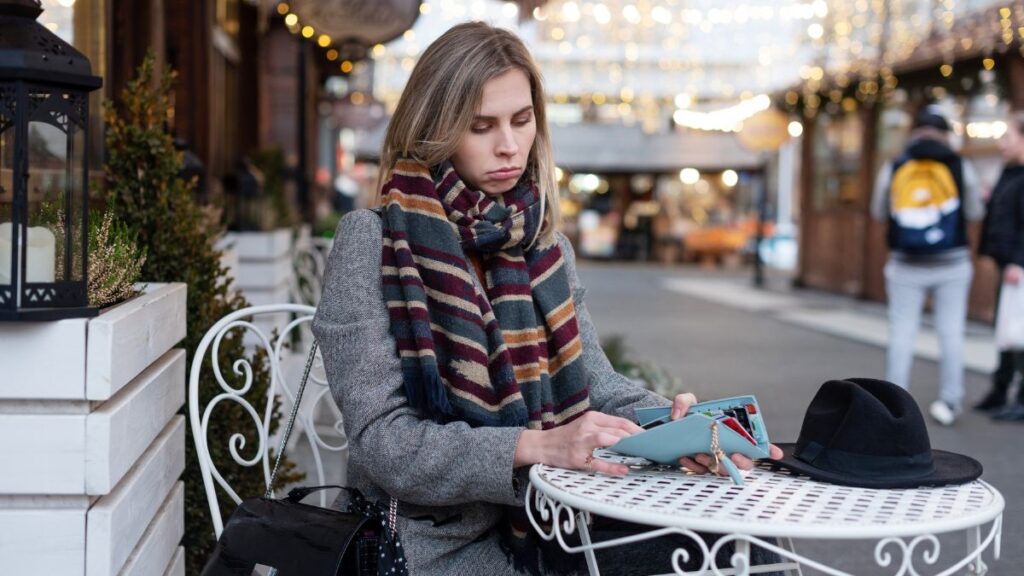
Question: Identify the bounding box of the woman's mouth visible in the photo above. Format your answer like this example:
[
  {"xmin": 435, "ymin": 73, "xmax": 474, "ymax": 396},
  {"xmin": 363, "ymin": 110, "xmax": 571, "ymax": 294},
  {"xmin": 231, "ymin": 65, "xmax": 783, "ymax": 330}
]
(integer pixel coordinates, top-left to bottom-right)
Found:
[{"xmin": 488, "ymin": 167, "xmax": 522, "ymax": 181}]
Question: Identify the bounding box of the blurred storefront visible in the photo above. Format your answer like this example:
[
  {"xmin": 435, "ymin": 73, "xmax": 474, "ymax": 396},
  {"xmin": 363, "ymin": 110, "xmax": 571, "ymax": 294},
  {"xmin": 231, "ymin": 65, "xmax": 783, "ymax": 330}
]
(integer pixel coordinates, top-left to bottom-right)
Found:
[
  {"xmin": 549, "ymin": 122, "xmax": 763, "ymax": 262},
  {"xmin": 789, "ymin": 2, "xmax": 1024, "ymax": 322}
]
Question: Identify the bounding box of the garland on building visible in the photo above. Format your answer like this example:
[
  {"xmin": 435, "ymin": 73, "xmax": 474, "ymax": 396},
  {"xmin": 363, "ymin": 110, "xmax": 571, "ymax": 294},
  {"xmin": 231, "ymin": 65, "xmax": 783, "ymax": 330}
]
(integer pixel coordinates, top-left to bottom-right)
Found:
[{"xmin": 104, "ymin": 53, "xmax": 300, "ymax": 574}]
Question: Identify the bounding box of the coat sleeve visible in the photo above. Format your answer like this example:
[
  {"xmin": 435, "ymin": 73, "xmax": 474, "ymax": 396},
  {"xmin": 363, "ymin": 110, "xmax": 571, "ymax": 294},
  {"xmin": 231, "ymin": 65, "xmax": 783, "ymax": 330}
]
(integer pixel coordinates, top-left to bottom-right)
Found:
[
  {"xmin": 870, "ymin": 163, "xmax": 893, "ymax": 222},
  {"xmin": 555, "ymin": 233, "xmax": 671, "ymax": 419},
  {"xmin": 312, "ymin": 209, "xmax": 523, "ymax": 507}
]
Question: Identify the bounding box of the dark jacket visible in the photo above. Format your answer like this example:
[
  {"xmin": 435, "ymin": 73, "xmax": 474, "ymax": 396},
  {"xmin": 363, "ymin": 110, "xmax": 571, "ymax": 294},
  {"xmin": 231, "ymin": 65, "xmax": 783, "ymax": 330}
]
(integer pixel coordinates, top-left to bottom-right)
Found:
[{"xmin": 980, "ymin": 164, "xmax": 1024, "ymax": 268}]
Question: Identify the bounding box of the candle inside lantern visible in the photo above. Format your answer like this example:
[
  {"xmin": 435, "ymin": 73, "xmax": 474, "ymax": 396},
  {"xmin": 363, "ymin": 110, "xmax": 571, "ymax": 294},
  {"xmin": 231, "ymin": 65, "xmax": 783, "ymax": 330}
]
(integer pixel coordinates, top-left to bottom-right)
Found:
[{"xmin": 0, "ymin": 222, "xmax": 56, "ymax": 285}]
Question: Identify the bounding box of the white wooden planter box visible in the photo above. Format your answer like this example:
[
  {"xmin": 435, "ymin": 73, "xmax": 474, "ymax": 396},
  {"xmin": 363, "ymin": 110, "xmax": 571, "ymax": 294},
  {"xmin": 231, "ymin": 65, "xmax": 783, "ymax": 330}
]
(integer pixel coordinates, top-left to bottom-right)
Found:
[
  {"xmin": 215, "ymin": 235, "xmax": 241, "ymax": 291},
  {"xmin": 244, "ymin": 283, "xmax": 291, "ymax": 307},
  {"xmin": 0, "ymin": 283, "xmax": 188, "ymax": 576},
  {"xmin": 227, "ymin": 228, "xmax": 292, "ymax": 261},
  {"xmin": 234, "ymin": 255, "xmax": 292, "ymax": 290},
  {"xmin": 0, "ymin": 283, "xmax": 187, "ymax": 401},
  {"xmin": 224, "ymin": 228, "xmax": 294, "ymax": 295},
  {"xmin": 0, "ymin": 349, "xmax": 184, "ymax": 494},
  {"xmin": 0, "ymin": 417, "xmax": 185, "ymax": 576}
]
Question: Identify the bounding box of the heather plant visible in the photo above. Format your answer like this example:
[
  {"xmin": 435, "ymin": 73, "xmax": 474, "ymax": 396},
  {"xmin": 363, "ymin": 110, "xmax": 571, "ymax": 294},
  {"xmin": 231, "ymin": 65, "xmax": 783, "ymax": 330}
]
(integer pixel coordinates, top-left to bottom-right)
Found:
[
  {"xmin": 87, "ymin": 210, "xmax": 146, "ymax": 308},
  {"xmin": 42, "ymin": 204, "xmax": 144, "ymax": 307}
]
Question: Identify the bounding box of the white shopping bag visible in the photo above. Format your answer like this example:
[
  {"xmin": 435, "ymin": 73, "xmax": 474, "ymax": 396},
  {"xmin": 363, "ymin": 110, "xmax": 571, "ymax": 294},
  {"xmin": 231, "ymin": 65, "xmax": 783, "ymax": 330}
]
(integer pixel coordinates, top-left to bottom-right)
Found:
[{"xmin": 995, "ymin": 281, "xmax": 1024, "ymax": 350}]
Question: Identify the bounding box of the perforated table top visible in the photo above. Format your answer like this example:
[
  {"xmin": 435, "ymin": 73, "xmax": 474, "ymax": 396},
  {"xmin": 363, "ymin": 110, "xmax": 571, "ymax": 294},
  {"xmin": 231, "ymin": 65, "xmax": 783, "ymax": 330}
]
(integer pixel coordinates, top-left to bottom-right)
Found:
[{"xmin": 529, "ymin": 451, "xmax": 1004, "ymax": 540}]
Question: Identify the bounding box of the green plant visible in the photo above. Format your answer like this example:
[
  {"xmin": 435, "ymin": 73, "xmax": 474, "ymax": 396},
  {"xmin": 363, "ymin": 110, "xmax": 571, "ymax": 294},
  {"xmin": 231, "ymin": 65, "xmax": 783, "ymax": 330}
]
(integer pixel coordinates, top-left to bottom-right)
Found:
[
  {"xmin": 250, "ymin": 147, "xmax": 297, "ymax": 230},
  {"xmin": 601, "ymin": 334, "xmax": 680, "ymax": 397},
  {"xmin": 104, "ymin": 53, "xmax": 300, "ymax": 574},
  {"xmin": 314, "ymin": 210, "xmax": 344, "ymax": 238}
]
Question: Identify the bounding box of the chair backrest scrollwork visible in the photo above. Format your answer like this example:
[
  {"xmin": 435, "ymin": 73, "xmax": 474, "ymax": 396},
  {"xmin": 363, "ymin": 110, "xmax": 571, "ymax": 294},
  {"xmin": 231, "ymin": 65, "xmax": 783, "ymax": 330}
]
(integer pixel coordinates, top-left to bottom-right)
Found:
[
  {"xmin": 187, "ymin": 303, "xmax": 348, "ymax": 538},
  {"xmin": 290, "ymin": 236, "xmax": 334, "ymax": 307}
]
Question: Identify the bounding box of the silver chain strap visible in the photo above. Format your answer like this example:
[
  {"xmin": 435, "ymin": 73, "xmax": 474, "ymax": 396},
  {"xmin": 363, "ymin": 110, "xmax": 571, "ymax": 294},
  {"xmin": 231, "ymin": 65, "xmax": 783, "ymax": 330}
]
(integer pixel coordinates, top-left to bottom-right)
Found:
[
  {"xmin": 266, "ymin": 341, "xmax": 319, "ymax": 498},
  {"xmin": 388, "ymin": 493, "xmax": 399, "ymax": 537},
  {"xmin": 265, "ymin": 340, "xmax": 400, "ymax": 537}
]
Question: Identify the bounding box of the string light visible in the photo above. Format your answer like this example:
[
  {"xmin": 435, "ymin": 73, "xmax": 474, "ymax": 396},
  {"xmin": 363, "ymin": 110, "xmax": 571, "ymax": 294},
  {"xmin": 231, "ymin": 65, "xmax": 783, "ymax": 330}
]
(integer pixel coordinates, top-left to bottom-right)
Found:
[
  {"xmin": 721, "ymin": 170, "xmax": 739, "ymax": 187},
  {"xmin": 673, "ymin": 94, "xmax": 771, "ymax": 132},
  {"xmin": 679, "ymin": 168, "xmax": 701, "ymax": 185}
]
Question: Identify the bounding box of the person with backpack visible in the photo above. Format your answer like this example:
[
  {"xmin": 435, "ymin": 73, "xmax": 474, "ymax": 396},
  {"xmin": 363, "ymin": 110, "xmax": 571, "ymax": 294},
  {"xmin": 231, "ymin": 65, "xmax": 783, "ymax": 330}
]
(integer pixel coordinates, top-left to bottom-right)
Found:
[
  {"xmin": 870, "ymin": 107, "xmax": 985, "ymax": 426},
  {"xmin": 975, "ymin": 111, "xmax": 1024, "ymax": 421}
]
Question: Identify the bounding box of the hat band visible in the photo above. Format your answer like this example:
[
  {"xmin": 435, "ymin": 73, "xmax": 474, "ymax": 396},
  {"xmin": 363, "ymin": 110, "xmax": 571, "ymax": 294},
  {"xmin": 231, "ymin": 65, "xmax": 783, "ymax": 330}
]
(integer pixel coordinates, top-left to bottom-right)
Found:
[{"xmin": 796, "ymin": 441, "xmax": 936, "ymax": 480}]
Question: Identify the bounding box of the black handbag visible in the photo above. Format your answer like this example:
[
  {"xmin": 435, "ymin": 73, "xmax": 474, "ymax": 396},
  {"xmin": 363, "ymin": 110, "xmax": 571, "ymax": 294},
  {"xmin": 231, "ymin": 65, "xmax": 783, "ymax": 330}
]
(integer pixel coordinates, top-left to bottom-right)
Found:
[{"xmin": 201, "ymin": 342, "xmax": 408, "ymax": 576}]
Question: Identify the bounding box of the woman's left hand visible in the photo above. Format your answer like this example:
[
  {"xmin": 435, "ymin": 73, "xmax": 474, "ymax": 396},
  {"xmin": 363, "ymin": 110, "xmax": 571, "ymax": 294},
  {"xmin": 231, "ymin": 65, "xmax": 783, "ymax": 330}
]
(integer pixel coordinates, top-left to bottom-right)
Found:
[
  {"xmin": 667, "ymin": 392, "xmax": 785, "ymax": 475},
  {"xmin": 680, "ymin": 444, "xmax": 785, "ymax": 476}
]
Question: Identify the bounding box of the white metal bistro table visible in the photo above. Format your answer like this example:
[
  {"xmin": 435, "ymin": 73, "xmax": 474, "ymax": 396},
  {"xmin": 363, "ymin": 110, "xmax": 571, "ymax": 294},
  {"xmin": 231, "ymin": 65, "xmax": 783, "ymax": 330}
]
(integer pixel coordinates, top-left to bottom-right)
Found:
[{"xmin": 526, "ymin": 451, "xmax": 1004, "ymax": 576}]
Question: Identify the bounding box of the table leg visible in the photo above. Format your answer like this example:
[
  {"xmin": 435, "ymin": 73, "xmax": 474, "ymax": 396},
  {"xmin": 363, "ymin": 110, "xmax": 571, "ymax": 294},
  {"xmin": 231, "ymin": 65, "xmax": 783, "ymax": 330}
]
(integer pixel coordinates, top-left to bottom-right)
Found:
[
  {"xmin": 779, "ymin": 538, "xmax": 804, "ymax": 576},
  {"xmin": 735, "ymin": 539, "xmax": 750, "ymax": 576},
  {"xmin": 967, "ymin": 526, "xmax": 987, "ymax": 575},
  {"xmin": 576, "ymin": 511, "xmax": 601, "ymax": 576}
]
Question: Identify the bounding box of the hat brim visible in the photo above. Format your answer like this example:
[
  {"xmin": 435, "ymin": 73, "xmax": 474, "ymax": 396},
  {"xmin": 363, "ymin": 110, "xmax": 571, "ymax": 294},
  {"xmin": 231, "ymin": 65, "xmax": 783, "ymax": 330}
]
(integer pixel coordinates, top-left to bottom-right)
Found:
[{"xmin": 769, "ymin": 443, "xmax": 983, "ymax": 489}]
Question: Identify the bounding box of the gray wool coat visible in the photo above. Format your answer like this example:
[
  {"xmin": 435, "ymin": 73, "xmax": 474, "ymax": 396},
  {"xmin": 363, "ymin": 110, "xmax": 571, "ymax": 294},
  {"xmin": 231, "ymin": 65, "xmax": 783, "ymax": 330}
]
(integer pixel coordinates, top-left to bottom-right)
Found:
[{"xmin": 312, "ymin": 209, "xmax": 670, "ymax": 575}]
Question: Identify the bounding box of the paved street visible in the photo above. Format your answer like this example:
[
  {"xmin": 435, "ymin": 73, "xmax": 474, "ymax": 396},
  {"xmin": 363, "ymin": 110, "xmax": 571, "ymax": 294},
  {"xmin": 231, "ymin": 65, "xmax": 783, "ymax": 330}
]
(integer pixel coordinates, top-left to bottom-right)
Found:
[{"xmin": 577, "ymin": 261, "xmax": 1018, "ymax": 575}]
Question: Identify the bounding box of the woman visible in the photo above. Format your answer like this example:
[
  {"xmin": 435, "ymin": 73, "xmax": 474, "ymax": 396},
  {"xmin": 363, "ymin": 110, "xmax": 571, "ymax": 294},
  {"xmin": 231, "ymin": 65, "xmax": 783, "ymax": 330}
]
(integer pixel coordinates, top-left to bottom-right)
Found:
[
  {"xmin": 976, "ymin": 111, "xmax": 1024, "ymax": 421},
  {"xmin": 312, "ymin": 22, "xmax": 782, "ymax": 574}
]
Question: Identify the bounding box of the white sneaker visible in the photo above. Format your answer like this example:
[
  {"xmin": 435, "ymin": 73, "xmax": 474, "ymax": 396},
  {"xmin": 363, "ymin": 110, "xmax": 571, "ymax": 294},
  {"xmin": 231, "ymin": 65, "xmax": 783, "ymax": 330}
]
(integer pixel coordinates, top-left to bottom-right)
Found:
[{"xmin": 929, "ymin": 400, "xmax": 958, "ymax": 426}]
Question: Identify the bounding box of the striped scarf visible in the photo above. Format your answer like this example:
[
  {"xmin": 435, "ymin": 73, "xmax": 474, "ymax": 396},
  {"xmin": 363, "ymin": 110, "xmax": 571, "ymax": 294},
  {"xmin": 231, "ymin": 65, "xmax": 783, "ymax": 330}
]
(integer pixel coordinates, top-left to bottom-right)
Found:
[
  {"xmin": 381, "ymin": 159, "xmax": 590, "ymax": 574},
  {"xmin": 381, "ymin": 159, "xmax": 590, "ymax": 428}
]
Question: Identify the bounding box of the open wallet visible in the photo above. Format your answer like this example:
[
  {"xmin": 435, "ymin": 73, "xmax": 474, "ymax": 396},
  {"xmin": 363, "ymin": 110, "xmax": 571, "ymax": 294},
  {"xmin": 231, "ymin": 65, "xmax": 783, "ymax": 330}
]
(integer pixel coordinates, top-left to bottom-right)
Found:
[{"xmin": 609, "ymin": 396, "xmax": 771, "ymax": 486}]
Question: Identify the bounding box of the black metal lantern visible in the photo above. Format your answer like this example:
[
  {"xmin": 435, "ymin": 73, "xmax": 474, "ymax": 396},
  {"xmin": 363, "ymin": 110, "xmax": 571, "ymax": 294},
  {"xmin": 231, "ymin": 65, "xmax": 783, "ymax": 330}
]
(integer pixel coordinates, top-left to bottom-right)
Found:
[{"xmin": 0, "ymin": 0, "xmax": 101, "ymax": 320}]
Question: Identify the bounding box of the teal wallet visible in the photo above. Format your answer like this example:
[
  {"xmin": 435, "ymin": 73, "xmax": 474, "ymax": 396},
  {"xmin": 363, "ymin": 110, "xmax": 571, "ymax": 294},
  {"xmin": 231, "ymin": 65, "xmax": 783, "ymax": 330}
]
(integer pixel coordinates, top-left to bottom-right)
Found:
[{"xmin": 610, "ymin": 396, "xmax": 771, "ymax": 485}]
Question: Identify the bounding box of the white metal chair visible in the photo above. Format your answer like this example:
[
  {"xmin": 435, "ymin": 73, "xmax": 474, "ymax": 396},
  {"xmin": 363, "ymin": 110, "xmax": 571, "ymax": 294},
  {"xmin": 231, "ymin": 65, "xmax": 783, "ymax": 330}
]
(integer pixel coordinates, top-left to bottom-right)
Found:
[
  {"xmin": 188, "ymin": 303, "xmax": 348, "ymax": 537},
  {"xmin": 289, "ymin": 236, "xmax": 329, "ymax": 307}
]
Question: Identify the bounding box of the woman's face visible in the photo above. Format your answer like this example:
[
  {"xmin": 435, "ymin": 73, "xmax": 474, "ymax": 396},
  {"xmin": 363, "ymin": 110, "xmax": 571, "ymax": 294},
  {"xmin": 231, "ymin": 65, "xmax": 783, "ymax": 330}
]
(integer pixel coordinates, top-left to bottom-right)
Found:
[
  {"xmin": 998, "ymin": 121, "xmax": 1024, "ymax": 163},
  {"xmin": 451, "ymin": 68, "xmax": 537, "ymax": 196}
]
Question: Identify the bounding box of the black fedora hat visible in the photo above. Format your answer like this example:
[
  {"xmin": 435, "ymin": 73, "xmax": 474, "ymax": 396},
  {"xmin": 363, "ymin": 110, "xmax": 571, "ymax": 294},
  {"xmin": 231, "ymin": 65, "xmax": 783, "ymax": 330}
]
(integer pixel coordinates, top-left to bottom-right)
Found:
[{"xmin": 770, "ymin": 378, "xmax": 982, "ymax": 488}]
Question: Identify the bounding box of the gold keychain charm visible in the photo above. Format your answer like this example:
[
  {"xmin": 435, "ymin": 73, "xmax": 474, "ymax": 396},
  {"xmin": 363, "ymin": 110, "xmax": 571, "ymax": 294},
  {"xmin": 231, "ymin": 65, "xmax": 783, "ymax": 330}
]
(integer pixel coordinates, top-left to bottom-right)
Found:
[{"xmin": 709, "ymin": 421, "xmax": 727, "ymax": 475}]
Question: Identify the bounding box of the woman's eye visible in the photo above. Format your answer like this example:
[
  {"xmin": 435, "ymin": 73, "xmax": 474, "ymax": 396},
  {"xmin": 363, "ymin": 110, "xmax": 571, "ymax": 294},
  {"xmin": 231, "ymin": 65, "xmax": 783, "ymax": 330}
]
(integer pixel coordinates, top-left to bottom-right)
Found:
[
  {"xmin": 471, "ymin": 124, "xmax": 490, "ymax": 133},
  {"xmin": 514, "ymin": 118, "xmax": 531, "ymax": 126}
]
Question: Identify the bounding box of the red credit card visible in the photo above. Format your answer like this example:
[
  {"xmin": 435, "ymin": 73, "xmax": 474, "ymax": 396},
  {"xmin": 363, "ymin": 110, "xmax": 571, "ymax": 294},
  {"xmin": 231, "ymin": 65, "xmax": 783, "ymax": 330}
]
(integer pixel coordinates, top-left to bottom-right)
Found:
[{"xmin": 719, "ymin": 416, "xmax": 758, "ymax": 446}]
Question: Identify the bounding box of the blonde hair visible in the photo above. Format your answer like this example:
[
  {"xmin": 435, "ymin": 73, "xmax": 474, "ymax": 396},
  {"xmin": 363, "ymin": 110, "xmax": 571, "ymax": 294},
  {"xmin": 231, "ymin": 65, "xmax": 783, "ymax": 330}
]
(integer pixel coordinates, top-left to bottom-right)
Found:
[{"xmin": 375, "ymin": 21, "xmax": 560, "ymax": 243}]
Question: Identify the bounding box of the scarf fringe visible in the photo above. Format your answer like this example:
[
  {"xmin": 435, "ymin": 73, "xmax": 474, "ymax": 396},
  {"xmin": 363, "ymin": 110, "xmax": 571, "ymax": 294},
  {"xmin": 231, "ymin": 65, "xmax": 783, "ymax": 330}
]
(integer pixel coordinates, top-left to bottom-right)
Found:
[{"xmin": 402, "ymin": 367, "xmax": 454, "ymax": 421}]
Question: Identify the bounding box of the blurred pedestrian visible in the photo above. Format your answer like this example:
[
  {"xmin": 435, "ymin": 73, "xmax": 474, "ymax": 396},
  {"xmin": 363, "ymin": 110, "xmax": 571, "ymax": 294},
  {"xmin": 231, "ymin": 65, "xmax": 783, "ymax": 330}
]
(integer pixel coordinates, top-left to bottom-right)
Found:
[
  {"xmin": 976, "ymin": 111, "xmax": 1024, "ymax": 421},
  {"xmin": 870, "ymin": 107, "xmax": 985, "ymax": 426}
]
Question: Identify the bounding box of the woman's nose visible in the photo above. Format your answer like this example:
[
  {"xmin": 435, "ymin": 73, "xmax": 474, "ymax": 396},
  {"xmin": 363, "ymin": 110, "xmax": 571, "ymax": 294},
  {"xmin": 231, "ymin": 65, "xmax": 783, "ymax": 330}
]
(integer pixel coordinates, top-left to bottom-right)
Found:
[{"xmin": 495, "ymin": 125, "xmax": 518, "ymax": 156}]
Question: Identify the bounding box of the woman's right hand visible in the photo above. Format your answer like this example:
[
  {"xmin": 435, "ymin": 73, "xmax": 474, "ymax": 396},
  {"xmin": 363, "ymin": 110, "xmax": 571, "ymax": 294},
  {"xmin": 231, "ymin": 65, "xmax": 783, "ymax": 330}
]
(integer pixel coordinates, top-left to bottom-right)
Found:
[{"xmin": 514, "ymin": 411, "xmax": 642, "ymax": 475}]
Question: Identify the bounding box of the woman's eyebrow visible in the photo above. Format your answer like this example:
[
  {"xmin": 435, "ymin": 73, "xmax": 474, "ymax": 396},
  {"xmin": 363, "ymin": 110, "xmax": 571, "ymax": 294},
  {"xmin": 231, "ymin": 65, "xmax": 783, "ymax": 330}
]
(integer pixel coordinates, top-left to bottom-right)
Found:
[{"xmin": 473, "ymin": 106, "xmax": 534, "ymax": 122}]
